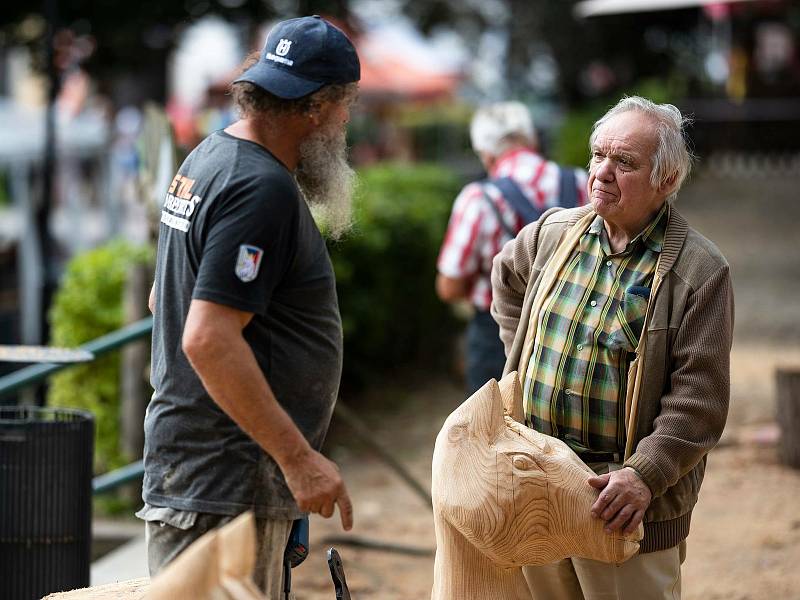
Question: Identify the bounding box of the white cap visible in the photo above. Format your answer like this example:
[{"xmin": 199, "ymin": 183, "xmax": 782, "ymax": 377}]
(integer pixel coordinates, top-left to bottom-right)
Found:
[{"xmin": 469, "ymin": 101, "xmax": 535, "ymax": 156}]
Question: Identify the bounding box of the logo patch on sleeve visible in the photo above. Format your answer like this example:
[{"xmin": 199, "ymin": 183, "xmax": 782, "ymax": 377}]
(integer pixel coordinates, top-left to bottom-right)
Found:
[{"xmin": 235, "ymin": 245, "xmax": 264, "ymax": 282}]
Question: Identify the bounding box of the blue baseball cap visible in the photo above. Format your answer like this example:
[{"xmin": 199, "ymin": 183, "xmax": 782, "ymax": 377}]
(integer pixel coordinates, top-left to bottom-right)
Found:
[{"xmin": 234, "ymin": 15, "xmax": 360, "ymax": 100}]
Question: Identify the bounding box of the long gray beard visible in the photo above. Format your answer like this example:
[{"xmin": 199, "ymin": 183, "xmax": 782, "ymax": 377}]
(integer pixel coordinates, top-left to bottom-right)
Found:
[{"xmin": 295, "ymin": 125, "xmax": 356, "ymax": 240}]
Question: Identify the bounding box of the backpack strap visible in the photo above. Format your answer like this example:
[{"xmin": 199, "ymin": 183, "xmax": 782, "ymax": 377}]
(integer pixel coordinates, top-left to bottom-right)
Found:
[
  {"xmin": 557, "ymin": 166, "xmax": 579, "ymax": 209},
  {"xmin": 480, "ymin": 183, "xmax": 517, "ymax": 239},
  {"xmin": 483, "ymin": 168, "xmax": 577, "ymax": 238},
  {"xmin": 491, "ymin": 176, "xmax": 542, "ymax": 225}
]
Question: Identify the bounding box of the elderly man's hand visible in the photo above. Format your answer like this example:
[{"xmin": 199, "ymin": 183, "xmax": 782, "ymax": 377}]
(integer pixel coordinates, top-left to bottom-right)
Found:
[{"xmin": 588, "ymin": 467, "xmax": 651, "ymax": 535}]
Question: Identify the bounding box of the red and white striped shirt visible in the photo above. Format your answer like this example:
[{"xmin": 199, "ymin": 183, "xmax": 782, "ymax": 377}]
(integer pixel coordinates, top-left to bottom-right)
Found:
[{"xmin": 437, "ymin": 148, "xmax": 588, "ymax": 311}]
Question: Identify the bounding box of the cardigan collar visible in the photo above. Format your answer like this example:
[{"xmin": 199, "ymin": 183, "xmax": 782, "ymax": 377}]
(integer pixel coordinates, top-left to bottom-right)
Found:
[{"xmin": 563, "ymin": 202, "xmax": 688, "ymax": 278}]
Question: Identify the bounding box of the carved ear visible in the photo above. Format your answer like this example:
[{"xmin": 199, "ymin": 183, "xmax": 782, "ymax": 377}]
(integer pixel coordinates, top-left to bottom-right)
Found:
[
  {"xmin": 465, "ymin": 378, "xmax": 506, "ymax": 441},
  {"xmin": 147, "ymin": 528, "xmax": 221, "ymax": 598},
  {"xmin": 218, "ymin": 511, "xmax": 257, "ymax": 580},
  {"xmin": 498, "ymin": 371, "xmax": 524, "ymax": 423}
]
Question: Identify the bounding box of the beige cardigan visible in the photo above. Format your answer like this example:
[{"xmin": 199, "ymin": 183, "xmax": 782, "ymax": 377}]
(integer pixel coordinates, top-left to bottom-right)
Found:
[{"xmin": 491, "ymin": 205, "xmax": 733, "ymax": 553}]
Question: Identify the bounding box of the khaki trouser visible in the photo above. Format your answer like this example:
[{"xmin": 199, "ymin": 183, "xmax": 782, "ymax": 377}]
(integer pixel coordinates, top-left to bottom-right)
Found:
[
  {"xmin": 522, "ymin": 540, "xmax": 686, "ymax": 600},
  {"xmin": 145, "ymin": 512, "xmax": 294, "ymax": 600},
  {"xmin": 522, "ymin": 461, "xmax": 686, "ymax": 600}
]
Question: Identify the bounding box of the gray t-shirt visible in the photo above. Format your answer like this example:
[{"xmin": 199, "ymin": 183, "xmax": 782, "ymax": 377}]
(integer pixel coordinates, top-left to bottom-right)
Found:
[{"xmin": 144, "ymin": 130, "xmax": 343, "ymax": 520}]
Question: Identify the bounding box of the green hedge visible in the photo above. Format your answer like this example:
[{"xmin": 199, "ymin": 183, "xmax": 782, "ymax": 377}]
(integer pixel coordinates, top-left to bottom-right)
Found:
[
  {"xmin": 47, "ymin": 240, "xmax": 153, "ymax": 473},
  {"xmin": 330, "ymin": 161, "xmax": 464, "ymax": 389}
]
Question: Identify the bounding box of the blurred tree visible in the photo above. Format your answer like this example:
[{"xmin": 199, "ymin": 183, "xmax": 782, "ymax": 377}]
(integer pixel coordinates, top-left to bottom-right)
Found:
[
  {"xmin": 0, "ymin": 0, "xmax": 355, "ymax": 102},
  {"xmin": 2, "ymin": 0, "xmax": 703, "ymax": 107},
  {"xmin": 400, "ymin": 0, "xmax": 696, "ymax": 106}
]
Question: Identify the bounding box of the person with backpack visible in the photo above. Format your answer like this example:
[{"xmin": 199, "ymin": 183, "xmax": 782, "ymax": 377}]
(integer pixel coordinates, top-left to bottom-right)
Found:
[{"xmin": 436, "ymin": 101, "xmax": 587, "ymax": 395}]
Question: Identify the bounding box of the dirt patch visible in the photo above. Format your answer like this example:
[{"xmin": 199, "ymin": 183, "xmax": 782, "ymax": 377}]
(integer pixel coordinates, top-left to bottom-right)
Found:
[{"xmin": 684, "ymin": 440, "xmax": 800, "ymax": 600}]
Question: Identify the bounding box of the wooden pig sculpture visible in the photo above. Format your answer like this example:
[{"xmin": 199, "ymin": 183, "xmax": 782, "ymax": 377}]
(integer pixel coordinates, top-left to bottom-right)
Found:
[{"xmin": 431, "ymin": 372, "xmax": 642, "ymax": 600}]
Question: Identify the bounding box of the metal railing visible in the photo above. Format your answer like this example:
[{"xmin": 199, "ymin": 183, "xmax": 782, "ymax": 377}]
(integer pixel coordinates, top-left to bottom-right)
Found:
[
  {"xmin": 0, "ymin": 317, "xmax": 154, "ymax": 401},
  {"xmin": 92, "ymin": 459, "xmax": 145, "ymax": 495},
  {"xmin": 0, "ymin": 317, "xmax": 153, "ymax": 494}
]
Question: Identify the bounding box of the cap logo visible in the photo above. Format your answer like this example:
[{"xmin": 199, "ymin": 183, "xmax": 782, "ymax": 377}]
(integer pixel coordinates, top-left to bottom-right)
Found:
[
  {"xmin": 275, "ymin": 38, "xmax": 292, "ymax": 57},
  {"xmin": 266, "ymin": 37, "xmax": 294, "ymax": 66}
]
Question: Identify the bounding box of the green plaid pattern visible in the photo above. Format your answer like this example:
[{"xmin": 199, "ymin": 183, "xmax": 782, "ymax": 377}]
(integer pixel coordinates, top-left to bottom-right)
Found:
[{"xmin": 522, "ymin": 205, "xmax": 668, "ymax": 454}]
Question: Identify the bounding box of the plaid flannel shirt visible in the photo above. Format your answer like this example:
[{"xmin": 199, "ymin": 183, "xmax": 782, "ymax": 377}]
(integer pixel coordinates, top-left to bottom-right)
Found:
[{"xmin": 522, "ymin": 204, "xmax": 668, "ymax": 454}]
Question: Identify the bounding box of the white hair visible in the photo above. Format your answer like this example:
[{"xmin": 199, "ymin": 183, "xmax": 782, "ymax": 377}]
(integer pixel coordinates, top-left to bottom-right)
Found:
[
  {"xmin": 590, "ymin": 96, "xmax": 694, "ymax": 200},
  {"xmin": 470, "ymin": 101, "xmax": 536, "ymax": 157}
]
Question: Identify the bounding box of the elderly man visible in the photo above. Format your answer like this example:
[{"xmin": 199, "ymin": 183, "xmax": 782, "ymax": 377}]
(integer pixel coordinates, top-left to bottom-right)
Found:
[
  {"xmin": 491, "ymin": 96, "xmax": 732, "ymax": 599},
  {"xmin": 437, "ymin": 101, "xmax": 586, "ymax": 395},
  {"xmin": 139, "ymin": 16, "xmax": 358, "ymax": 597}
]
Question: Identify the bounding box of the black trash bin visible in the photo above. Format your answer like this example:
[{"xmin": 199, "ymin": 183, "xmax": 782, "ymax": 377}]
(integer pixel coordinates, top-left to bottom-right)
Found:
[{"xmin": 0, "ymin": 406, "xmax": 94, "ymax": 600}]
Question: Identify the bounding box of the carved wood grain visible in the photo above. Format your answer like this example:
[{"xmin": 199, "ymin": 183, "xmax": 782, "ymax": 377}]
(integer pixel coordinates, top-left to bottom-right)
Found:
[{"xmin": 431, "ymin": 372, "xmax": 642, "ymax": 599}]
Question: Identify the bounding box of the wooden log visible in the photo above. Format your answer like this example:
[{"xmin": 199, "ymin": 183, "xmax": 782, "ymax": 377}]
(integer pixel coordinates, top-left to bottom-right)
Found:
[
  {"xmin": 42, "ymin": 577, "xmax": 149, "ymax": 599},
  {"xmin": 431, "ymin": 372, "xmax": 642, "ymax": 600},
  {"xmin": 776, "ymin": 368, "xmax": 800, "ymax": 468}
]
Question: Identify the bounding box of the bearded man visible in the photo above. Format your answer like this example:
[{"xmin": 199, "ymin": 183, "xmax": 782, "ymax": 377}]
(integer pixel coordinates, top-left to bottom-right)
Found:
[{"xmin": 139, "ymin": 16, "xmax": 358, "ymax": 597}]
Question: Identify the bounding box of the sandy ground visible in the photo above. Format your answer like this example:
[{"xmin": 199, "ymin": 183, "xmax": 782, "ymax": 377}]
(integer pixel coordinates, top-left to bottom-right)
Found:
[{"xmin": 290, "ymin": 173, "xmax": 800, "ymax": 599}]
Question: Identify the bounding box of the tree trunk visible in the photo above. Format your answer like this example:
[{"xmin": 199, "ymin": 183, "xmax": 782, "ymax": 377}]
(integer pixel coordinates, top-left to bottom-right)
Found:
[
  {"xmin": 776, "ymin": 369, "xmax": 800, "ymax": 469},
  {"xmin": 120, "ymin": 263, "xmax": 150, "ymax": 461}
]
